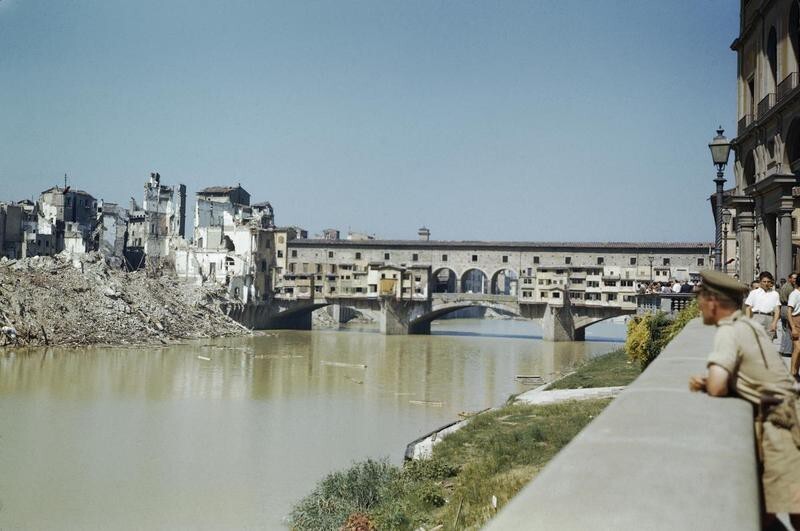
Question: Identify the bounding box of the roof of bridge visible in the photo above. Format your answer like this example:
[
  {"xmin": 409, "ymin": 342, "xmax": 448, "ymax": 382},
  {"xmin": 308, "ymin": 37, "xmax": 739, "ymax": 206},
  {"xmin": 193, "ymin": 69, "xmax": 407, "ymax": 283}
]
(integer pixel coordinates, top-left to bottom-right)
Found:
[{"xmin": 288, "ymin": 239, "xmax": 712, "ymax": 251}]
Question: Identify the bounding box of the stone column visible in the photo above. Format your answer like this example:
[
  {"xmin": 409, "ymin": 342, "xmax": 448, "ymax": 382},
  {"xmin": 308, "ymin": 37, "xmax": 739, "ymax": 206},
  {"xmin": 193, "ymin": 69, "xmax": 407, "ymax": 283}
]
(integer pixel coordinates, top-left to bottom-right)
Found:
[
  {"xmin": 760, "ymin": 214, "xmax": 777, "ymax": 275},
  {"xmin": 737, "ymin": 210, "xmax": 756, "ymax": 282},
  {"xmin": 777, "ymin": 209, "xmax": 793, "ymax": 280}
]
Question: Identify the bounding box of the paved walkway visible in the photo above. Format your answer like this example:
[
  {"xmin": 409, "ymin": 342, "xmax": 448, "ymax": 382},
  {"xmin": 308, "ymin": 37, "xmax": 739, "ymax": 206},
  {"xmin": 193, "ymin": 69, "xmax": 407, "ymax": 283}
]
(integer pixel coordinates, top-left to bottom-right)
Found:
[{"xmin": 515, "ymin": 385, "xmax": 625, "ymax": 405}]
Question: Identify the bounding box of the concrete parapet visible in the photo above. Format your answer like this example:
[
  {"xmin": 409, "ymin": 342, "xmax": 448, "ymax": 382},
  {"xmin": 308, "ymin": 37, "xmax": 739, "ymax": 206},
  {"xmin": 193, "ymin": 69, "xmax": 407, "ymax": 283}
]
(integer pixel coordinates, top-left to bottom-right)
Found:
[{"xmin": 485, "ymin": 318, "xmax": 760, "ymax": 530}]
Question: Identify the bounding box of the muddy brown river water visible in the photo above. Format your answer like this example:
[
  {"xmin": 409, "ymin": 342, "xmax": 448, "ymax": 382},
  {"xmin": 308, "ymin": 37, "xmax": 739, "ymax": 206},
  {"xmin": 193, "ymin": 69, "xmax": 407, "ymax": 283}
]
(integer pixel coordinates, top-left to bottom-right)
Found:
[{"xmin": 0, "ymin": 318, "xmax": 623, "ymax": 530}]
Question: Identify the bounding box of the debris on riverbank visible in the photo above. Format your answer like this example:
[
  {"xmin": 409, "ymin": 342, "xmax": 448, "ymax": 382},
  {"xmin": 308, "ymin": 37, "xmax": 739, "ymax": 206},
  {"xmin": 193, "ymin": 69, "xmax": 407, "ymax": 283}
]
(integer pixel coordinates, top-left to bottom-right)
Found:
[{"xmin": 0, "ymin": 252, "xmax": 248, "ymax": 347}]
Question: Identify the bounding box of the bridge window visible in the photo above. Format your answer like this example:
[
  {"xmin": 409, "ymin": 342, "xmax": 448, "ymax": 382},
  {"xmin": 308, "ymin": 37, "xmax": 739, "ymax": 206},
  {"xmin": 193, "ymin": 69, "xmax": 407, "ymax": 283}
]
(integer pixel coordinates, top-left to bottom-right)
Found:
[
  {"xmin": 630, "ymin": 257, "xmax": 636, "ymax": 265},
  {"xmin": 384, "ymin": 253, "xmax": 390, "ymax": 260},
  {"xmin": 697, "ymin": 258, "xmax": 704, "ymax": 266},
  {"xmin": 607, "ymin": 293, "xmax": 617, "ymax": 301},
  {"xmin": 291, "ymin": 250, "xmax": 297, "ymax": 258},
  {"xmin": 277, "ymin": 250, "xmax": 283, "ymax": 258},
  {"xmin": 472, "ymin": 255, "xmax": 478, "ymax": 262},
  {"xmin": 597, "ymin": 257, "xmax": 604, "ymax": 265},
  {"xmin": 552, "ymin": 292, "xmax": 560, "ymax": 298},
  {"xmin": 565, "ymin": 256, "xmax": 571, "ymax": 264},
  {"xmin": 502, "ymin": 255, "xmax": 508, "ymax": 263},
  {"xmin": 533, "ymin": 256, "xmax": 540, "ymax": 264},
  {"xmin": 442, "ymin": 254, "xmax": 448, "ymax": 261},
  {"xmin": 412, "ymin": 253, "xmax": 419, "ymax": 261},
  {"xmin": 541, "ymin": 292, "xmax": 548, "ymax": 298},
  {"xmin": 663, "ymin": 258, "xmax": 670, "ymax": 266},
  {"xmin": 328, "ymin": 251, "xmax": 334, "ymax": 258},
  {"xmin": 356, "ymin": 252, "xmax": 362, "ymax": 260},
  {"xmin": 289, "ymin": 263, "xmax": 295, "ymax": 272}
]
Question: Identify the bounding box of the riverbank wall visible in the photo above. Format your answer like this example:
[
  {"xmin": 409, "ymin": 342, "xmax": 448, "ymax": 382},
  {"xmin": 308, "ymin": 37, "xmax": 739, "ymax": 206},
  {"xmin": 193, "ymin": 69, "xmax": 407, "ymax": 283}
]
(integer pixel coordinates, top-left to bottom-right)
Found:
[{"xmin": 485, "ymin": 318, "xmax": 760, "ymax": 530}]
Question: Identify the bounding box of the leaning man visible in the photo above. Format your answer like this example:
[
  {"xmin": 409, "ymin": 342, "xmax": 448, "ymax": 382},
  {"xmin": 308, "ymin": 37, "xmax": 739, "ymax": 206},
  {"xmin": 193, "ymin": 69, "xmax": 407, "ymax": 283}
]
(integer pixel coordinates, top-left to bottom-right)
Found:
[{"xmin": 689, "ymin": 270, "xmax": 800, "ymax": 526}]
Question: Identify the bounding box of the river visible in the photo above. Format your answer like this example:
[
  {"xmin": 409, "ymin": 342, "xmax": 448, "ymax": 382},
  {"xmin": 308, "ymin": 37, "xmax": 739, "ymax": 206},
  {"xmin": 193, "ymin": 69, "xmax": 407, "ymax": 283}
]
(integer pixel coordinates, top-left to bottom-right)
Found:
[{"xmin": 0, "ymin": 318, "xmax": 624, "ymax": 530}]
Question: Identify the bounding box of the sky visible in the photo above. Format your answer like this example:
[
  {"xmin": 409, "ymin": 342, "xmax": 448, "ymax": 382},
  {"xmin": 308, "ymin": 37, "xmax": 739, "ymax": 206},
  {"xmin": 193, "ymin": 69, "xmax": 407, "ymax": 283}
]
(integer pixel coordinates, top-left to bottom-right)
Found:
[{"xmin": 0, "ymin": 0, "xmax": 739, "ymax": 242}]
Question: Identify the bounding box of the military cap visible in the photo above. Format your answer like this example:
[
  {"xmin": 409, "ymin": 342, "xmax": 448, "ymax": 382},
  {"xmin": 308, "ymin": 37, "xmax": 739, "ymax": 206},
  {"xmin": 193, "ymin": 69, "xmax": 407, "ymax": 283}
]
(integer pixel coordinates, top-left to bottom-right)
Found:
[{"xmin": 699, "ymin": 269, "xmax": 749, "ymax": 302}]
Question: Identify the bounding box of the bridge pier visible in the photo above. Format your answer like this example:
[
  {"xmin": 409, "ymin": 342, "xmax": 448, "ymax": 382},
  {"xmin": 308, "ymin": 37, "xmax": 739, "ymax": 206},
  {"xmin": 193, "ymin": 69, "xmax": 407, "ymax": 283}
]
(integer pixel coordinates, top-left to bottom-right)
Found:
[
  {"xmin": 330, "ymin": 304, "xmax": 358, "ymax": 327},
  {"xmin": 379, "ymin": 298, "xmax": 432, "ymax": 335},
  {"xmin": 541, "ymin": 301, "xmax": 577, "ymax": 342}
]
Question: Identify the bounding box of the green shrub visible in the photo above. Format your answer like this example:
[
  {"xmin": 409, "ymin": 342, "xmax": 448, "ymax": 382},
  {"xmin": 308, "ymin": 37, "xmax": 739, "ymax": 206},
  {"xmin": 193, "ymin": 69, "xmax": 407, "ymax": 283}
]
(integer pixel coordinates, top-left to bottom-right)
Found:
[
  {"xmin": 402, "ymin": 457, "xmax": 458, "ymax": 482},
  {"xmin": 288, "ymin": 458, "xmax": 399, "ymax": 531},
  {"xmin": 625, "ymin": 300, "xmax": 699, "ymax": 370}
]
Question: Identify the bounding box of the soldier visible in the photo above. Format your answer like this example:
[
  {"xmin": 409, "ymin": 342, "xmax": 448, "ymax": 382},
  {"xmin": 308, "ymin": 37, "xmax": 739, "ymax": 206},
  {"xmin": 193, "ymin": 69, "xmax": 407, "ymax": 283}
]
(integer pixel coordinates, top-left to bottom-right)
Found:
[{"xmin": 688, "ymin": 270, "xmax": 800, "ymax": 527}]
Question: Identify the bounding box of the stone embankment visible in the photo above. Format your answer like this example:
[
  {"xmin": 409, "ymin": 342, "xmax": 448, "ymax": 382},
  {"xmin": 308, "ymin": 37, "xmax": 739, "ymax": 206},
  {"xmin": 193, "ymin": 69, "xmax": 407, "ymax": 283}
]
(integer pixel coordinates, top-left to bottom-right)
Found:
[{"xmin": 0, "ymin": 252, "xmax": 248, "ymax": 347}]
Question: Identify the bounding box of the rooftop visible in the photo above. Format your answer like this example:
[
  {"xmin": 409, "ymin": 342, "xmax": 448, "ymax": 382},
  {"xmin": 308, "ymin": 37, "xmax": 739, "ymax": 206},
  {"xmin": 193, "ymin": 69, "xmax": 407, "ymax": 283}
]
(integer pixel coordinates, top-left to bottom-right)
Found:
[
  {"xmin": 288, "ymin": 239, "xmax": 712, "ymax": 251},
  {"xmin": 197, "ymin": 185, "xmax": 247, "ymax": 195}
]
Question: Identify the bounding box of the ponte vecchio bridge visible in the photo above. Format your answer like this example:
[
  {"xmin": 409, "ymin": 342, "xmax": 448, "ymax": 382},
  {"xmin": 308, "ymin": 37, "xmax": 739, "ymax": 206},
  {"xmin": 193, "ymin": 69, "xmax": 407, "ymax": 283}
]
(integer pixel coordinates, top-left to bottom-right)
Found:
[{"xmin": 227, "ymin": 238, "xmax": 710, "ymax": 341}]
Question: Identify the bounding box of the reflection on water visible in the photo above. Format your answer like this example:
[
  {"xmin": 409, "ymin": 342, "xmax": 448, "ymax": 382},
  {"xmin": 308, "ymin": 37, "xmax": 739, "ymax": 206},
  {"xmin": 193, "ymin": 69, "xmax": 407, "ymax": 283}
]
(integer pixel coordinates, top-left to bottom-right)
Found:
[{"xmin": 0, "ymin": 319, "xmax": 623, "ymax": 530}]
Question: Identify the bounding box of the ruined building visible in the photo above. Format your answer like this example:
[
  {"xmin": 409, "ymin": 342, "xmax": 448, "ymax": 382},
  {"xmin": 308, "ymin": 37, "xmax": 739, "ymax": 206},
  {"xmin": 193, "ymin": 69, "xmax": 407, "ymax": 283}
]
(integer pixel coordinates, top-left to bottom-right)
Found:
[
  {"xmin": 175, "ymin": 185, "xmax": 276, "ymax": 303},
  {"xmin": 125, "ymin": 173, "xmax": 186, "ymax": 268},
  {"xmin": 37, "ymin": 186, "xmax": 97, "ymax": 255}
]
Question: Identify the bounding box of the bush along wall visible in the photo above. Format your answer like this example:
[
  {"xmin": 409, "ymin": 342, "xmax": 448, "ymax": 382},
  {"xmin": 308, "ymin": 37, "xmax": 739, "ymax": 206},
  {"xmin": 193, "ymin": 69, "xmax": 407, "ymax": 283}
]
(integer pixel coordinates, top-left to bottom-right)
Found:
[{"xmin": 625, "ymin": 300, "xmax": 699, "ymax": 370}]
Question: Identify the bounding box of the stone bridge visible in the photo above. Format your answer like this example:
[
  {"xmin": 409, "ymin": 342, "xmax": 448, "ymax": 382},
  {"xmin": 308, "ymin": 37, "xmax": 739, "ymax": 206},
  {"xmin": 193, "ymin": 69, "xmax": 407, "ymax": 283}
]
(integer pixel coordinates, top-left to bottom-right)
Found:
[{"xmin": 227, "ymin": 289, "xmax": 644, "ymax": 341}]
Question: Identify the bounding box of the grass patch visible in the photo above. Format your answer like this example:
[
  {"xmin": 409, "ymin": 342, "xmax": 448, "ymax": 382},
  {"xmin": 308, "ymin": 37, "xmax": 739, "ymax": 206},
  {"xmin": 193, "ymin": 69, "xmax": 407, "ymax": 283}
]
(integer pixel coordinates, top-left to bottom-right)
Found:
[
  {"xmin": 287, "ymin": 399, "xmax": 610, "ymax": 530},
  {"xmin": 547, "ymin": 348, "xmax": 640, "ymax": 390}
]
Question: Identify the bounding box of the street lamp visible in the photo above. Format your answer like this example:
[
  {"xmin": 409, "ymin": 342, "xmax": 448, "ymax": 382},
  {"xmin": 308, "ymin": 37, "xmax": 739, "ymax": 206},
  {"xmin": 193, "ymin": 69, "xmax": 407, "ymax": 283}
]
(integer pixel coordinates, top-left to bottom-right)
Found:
[
  {"xmin": 709, "ymin": 127, "xmax": 732, "ymax": 271},
  {"xmin": 722, "ymin": 209, "xmax": 732, "ymax": 274}
]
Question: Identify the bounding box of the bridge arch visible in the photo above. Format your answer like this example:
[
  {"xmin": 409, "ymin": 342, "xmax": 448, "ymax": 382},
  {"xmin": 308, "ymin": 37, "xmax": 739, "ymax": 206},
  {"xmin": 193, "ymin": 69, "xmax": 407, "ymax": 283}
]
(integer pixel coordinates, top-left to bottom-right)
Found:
[
  {"xmin": 460, "ymin": 268, "xmax": 488, "ymax": 294},
  {"xmin": 409, "ymin": 299, "xmax": 522, "ymax": 333},
  {"xmin": 432, "ymin": 267, "xmax": 458, "ymax": 293},
  {"xmin": 490, "ymin": 268, "xmax": 519, "ymax": 296}
]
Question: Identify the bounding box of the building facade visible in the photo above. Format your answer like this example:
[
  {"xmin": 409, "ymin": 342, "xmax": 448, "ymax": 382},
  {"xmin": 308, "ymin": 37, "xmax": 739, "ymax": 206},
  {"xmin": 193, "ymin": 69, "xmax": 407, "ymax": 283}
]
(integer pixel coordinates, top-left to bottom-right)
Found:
[{"xmin": 730, "ymin": 0, "xmax": 800, "ymax": 281}]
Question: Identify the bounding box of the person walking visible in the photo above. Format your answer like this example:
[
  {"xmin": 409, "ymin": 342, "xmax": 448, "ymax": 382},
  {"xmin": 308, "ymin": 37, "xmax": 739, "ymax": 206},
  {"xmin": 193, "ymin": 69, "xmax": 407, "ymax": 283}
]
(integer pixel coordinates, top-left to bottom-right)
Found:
[
  {"xmin": 779, "ymin": 273, "xmax": 798, "ymax": 357},
  {"xmin": 745, "ymin": 272, "xmax": 781, "ymax": 340},
  {"xmin": 788, "ymin": 279, "xmax": 800, "ymax": 383},
  {"xmin": 688, "ymin": 270, "xmax": 800, "ymax": 528}
]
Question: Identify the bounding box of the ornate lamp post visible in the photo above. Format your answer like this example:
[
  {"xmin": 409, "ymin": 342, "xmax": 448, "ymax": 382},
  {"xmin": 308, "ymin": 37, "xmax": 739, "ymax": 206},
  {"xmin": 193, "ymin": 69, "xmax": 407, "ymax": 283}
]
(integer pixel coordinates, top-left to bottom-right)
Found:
[
  {"xmin": 722, "ymin": 209, "xmax": 732, "ymax": 274},
  {"xmin": 708, "ymin": 127, "xmax": 732, "ymax": 271}
]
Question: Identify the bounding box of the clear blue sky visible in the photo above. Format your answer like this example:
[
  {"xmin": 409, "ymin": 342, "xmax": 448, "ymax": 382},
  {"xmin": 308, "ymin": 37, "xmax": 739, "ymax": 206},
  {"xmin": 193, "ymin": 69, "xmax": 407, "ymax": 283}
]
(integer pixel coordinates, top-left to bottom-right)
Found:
[{"xmin": 0, "ymin": 0, "xmax": 738, "ymax": 242}]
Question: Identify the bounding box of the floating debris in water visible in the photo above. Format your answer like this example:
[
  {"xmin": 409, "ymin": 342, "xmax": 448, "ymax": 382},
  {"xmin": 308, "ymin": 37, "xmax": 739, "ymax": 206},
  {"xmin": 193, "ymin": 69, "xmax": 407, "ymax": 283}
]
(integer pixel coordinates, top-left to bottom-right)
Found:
[
  {"xmin": 197, "ymin": 355, "xmax": 211, "ymax": 361},
  {"xmin": 321, "ymin": 361, "xmax": 367, "ymax": 369},
  {"xmin": 409, "ymin": 400, "xmax": 443, "ymax": 407}
]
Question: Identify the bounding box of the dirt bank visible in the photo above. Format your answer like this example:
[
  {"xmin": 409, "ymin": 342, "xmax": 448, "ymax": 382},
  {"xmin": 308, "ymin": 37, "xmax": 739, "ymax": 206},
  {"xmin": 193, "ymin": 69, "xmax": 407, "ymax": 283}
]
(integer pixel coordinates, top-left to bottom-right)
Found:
[{"xmin": 0, "ymin": 252, "xmax": 248, "ymax": 347}]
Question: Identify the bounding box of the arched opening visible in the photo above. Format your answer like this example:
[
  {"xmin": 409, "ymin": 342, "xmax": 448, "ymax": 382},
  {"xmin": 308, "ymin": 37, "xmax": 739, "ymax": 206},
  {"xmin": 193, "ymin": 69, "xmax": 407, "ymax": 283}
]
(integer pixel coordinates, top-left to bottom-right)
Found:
[
  {"xmin": 767, "ymin": 26, "xmax": 778, "ymax": 91},
  {"xmin": 786, "ymin": 118, "xmax": 800, "ymax": 173},
  {"xmin": 491, "ymin": 268, "xmax": 519, "ymax": 295},
  {"xmin": 743, "ymin": 151, "xmax": 756, "ymax": 188},
  {"xmin": 791, "ymin": 2, "xmax": 800, "ymax": 74},
  {"xmin": 461, "ymin": 269, "xmax": 488, "ymax": 294},
  {"xmin": 432, "ymin": 268, "xmax": 458, "ymax": 293}
]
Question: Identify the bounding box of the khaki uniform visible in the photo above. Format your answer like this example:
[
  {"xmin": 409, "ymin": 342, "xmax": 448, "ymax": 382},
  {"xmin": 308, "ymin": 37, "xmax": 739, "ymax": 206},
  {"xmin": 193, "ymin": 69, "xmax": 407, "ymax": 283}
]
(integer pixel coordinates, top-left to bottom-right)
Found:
[{"xmin": 708, "ymin": 310, "xmax": 800, "ymax": 513}]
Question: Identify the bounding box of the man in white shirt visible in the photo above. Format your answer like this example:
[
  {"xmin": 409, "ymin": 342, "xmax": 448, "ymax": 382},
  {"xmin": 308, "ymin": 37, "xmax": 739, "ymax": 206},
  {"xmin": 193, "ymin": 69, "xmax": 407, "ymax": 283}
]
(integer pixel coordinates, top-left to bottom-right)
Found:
[
  {"xmin": 744, "ymin": 271, "xmax": 781, "ymax": 339},
  {"xmin": 671, "ymin": 280, "xmax": 681, "ymax": 293},
  {"xmin": 786, "ymin": 275, "xmax": 800, "ymax": 382}
]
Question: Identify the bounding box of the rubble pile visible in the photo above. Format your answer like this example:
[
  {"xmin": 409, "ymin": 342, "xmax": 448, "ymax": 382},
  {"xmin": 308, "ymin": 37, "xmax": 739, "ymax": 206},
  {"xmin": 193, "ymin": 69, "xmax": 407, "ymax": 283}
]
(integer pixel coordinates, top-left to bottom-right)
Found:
[{"xmin": 0, "ymin": 252, "xmax": 248, "ymax": 347}]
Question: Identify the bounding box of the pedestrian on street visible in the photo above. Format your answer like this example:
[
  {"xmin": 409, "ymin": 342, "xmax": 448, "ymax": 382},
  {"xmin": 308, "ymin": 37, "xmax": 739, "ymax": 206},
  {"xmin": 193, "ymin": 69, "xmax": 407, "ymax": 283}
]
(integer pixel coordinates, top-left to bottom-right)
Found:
[
  {"xmin": 779, "ymin": 273, "xmax": 798, "ymax": 358},
  {"xmin": 745, "ymin": 272, "xmax": 781, "ymax": 340},
  {"xmin": 688, "ymin": 270, "xmax": 800, "ymax": 528},
  {"xmin": 788, "ymin": 279, "xmax": 800, "ymax": 383}
]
